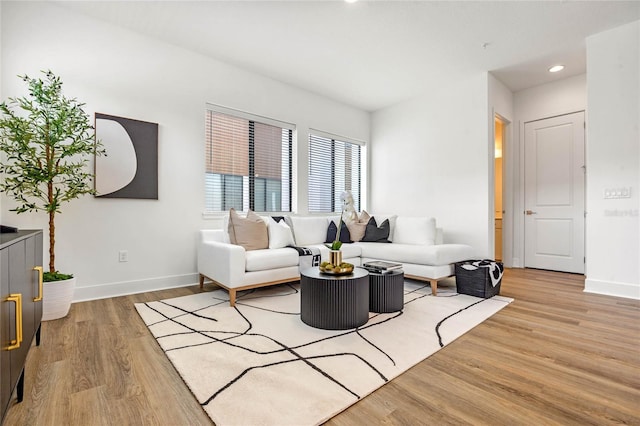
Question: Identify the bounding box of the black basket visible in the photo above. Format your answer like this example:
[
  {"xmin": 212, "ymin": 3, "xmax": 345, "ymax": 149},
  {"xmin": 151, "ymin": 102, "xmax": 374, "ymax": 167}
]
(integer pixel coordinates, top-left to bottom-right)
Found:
[{"xmin": 454, "ymin": 259, "xmax": 503, "ymax": 298}]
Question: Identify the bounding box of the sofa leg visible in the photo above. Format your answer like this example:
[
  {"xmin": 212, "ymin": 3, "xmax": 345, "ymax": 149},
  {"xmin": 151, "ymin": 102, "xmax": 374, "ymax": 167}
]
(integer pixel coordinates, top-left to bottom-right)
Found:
[
  {"xmin": 229, "ymin": 290, "xmax": 236, "ymax": 307},
  {"xmin": 430, "ymin": 279, "xmax": 438, "ymax": 296},
  {"xmin": 199, "ymin": 274, "xmax": 205, "ymax": 289}
]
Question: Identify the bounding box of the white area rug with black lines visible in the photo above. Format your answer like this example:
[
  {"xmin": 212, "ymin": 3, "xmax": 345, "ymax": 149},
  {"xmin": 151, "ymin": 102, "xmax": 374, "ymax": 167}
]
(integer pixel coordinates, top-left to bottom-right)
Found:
[{"xmin": 135, "ymin": 280, "xmax": 512, "ymax": 426}]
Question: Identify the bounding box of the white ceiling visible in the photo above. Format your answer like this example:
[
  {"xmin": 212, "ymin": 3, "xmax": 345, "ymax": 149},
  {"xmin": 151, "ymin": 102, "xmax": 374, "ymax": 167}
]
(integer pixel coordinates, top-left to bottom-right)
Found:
[{"xmin": 56, "ymin": 0, "xmax": 640, "ymax": 112}]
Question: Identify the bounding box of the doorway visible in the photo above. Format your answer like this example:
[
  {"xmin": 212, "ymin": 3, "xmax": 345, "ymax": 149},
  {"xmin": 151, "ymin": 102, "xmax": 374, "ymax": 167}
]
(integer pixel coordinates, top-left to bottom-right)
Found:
[
  {"xmin": 524, "ymin": 111, "xmax": 585, "ymax": 274},
  {"xmin": 494, "ymin": 116, "xmax": 505, "ymax": 262}
]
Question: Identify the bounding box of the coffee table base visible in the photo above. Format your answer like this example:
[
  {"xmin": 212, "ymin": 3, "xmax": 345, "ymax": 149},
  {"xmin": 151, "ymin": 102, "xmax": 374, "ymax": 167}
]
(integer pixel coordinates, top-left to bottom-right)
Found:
[
  {"xmin": 300, "ymin": 269, "xmax": 369, "ymax": 330},
  {"xmin": 369, "ymin": 270, "xmax": 405, "ymax": 313}
]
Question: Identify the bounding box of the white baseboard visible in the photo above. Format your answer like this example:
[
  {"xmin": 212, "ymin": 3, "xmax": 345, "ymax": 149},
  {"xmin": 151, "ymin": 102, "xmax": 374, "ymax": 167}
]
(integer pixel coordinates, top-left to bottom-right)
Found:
[
  {"xmin": 73, "ymin": 273, "xmax": 200, "ymax": 302},
  {"xmin": 584, "ymin": 278, "xmax": 640, "ymax": 300},
  {"xmin": 511, "ymin": 257, "xmax": 521, "ymax": 268}
]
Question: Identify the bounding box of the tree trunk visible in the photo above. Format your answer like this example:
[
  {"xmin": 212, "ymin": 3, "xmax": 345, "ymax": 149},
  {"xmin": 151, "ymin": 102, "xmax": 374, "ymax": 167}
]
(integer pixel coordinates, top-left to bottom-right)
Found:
[
  {"xmin": 46, "ymin": 136, "xmax": 55, "ymax": 273},
  {"xmin": 49, "ymin": 209, "xmax": 55, "ymax": 273}
]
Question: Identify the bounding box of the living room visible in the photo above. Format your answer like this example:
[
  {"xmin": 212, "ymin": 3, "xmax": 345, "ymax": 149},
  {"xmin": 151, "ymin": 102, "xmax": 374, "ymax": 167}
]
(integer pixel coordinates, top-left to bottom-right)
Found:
[
  {"xmin": 1, "ymin": 1, "xmax": 639, "ymax": 302},
  {"xmin": 1, "ymin": 1, "xmax": 639, "ymax": 424}
]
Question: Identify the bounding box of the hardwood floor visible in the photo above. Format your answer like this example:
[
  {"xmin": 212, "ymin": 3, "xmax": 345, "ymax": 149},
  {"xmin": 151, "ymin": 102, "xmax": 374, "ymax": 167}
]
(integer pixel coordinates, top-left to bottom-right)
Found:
[{"xmin": 4, "ymin": 269, "xmax": 639, "ymax": 425}]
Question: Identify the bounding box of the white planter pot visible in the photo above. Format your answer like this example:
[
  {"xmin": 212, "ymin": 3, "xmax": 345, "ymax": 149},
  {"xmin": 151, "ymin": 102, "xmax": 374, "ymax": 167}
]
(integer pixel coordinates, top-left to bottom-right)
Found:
[{"xmin": 42, "ymin": 277, "xmax": 76, "ymax": 321}]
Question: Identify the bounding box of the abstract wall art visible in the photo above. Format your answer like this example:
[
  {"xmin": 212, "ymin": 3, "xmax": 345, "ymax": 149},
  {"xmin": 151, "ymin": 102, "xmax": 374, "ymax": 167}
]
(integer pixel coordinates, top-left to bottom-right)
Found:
[{"xmin": 95, "ymin": 113, "xmax": 158, "ymax": 199}]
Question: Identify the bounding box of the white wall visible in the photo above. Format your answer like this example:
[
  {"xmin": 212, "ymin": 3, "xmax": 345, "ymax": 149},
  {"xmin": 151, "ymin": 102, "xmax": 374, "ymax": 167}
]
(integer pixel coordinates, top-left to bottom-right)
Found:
[
  {"xmin": 488, "ymin": 74, "xmax": 514, "ymax": 266},
  {"xmin": 1, "ymin": 2, "xmax": 370, "ymax": 301},
  {"xmin": 585, "ymin": 21, "xmax": 639, "ymax": 299},
  {"xmin": 370, "ymin": 74, "xmax": 490, "ymax": 255},
  {"xmin": 512, "ymin": 74, "xmax": 587, "ymax": 268}
]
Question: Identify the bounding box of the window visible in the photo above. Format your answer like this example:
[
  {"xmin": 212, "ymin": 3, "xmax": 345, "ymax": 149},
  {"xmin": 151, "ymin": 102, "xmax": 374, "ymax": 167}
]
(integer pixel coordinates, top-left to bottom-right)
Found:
[
  {"xmin": 308, "ymin": 131, "xmax": 362, "ymax": 213},
  {"xmin": 205, "ymin": 105, "xmax": 293, "ymax": 212}
]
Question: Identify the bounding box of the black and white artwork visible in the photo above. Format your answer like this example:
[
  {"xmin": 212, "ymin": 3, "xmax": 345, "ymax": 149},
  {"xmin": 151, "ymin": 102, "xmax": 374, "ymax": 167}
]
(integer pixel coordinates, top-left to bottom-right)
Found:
[{"xmin": 95, "ymin": 113, "xmax": 158, "ymax": 199}]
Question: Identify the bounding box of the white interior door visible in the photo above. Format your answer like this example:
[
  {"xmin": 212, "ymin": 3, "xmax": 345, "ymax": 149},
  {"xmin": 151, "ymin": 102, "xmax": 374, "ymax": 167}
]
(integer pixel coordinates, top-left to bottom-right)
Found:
[{"xmin": 524, "ymin": 112, "xmax": 585, "ymax": 274}]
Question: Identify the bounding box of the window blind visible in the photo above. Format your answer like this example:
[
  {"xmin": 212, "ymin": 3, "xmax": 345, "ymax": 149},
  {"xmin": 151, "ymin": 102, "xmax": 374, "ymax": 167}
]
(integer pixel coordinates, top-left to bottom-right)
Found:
[
  {"xmin": 308, "ymin": 133, "xmax": 361, "ymax": 213},
  {"xmin": 205, "ymin": 107, "xmax": 292, "ymax": 212}
]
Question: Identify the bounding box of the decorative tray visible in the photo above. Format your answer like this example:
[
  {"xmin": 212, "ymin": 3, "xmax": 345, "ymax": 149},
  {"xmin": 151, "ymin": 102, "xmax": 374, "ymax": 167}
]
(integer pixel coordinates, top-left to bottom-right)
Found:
[{"xmin": 319, "ymin": 265, "xmax": 354, "ymax": 275}]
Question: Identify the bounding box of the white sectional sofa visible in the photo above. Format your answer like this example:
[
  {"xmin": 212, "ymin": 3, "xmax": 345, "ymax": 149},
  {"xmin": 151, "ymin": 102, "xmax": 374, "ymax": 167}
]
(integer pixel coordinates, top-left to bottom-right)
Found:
[{"xmin": 198, "ymin": 214, "xmax": 474, "ymax": 306}]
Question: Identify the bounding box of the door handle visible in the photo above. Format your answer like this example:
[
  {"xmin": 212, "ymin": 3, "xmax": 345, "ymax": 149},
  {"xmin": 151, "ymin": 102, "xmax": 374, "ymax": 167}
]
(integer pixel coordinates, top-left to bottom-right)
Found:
[
  {"xmin": 525, "ymin": 210, "xmax": 537, "ymax": 215},
  {"xmin": 34, "ymin": 266, "xmax": 43, "ymax": 302},
  {"xmin": 6, "ymin": 293, "xmax": 23, "ymax": 351}
]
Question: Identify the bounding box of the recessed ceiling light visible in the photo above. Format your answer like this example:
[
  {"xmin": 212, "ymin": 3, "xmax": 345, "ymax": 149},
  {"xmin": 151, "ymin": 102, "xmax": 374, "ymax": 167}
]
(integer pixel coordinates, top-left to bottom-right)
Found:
[
  {"xmin": 548, "ymin": 65, "xmax": 565, "ymax": 73},
  {"xmin": 345, "ymin": 0, "xmax": 358, "ymax": 3}
]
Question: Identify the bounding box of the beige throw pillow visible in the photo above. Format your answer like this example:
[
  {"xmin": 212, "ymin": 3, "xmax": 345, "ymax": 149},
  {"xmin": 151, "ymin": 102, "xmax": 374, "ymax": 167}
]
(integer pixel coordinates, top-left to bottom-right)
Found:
[
  {"xmin": 228, "ymin": 208, "xmax": 269, "ymax": 251},
  {"xmin": 346, "ymin": 210, "xmax": 371, "ymax": 242}
]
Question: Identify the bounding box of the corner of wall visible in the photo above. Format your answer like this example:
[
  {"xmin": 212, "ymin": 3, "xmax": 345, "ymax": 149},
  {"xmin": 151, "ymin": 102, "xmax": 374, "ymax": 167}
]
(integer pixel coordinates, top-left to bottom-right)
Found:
[{"xmin": 488, "ymin": 73, "xmax": 515, "ymax": 266}]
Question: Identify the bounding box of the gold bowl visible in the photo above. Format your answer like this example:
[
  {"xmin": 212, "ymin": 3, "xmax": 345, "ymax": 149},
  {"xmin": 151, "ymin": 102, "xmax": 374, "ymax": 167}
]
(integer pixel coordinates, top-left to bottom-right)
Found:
[{"xmin": 319, "ymin": 261, "xmax": 354, "ymax": 275}]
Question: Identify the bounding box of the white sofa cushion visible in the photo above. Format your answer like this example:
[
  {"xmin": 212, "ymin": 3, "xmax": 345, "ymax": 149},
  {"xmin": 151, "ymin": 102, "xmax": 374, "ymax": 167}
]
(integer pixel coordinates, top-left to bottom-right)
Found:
[
  {"xmin": 267, "ymin": 217, "xmax": 295, "ymax": 249},
  {"xmin": 287, "ymin": 216, "xmax": 329, "ymax": 246},
  {"xmin": 245, "ymin": 248, "xmax": 299, "ymax": 272},
  {"xmin": 357, "ymin": 242, "xmax": 473, "ymax": 266},
  {"xmin": 393, "ymin": 216, "xmax": 436, "ymax": 245},
  {"xmin": 221, "ymin": 214, "xmax": 231, "ymax": 243}
]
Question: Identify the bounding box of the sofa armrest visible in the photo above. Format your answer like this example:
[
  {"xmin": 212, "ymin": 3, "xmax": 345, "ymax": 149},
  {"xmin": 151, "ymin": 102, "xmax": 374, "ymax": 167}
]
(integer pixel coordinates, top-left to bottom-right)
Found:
[
  {"xmin": 198, "ymin": 237, "xmax": 246, "ymax": 288},
  {"xmin": 200, "ymin": 229, "xmax": 226, "ymax": 244}
]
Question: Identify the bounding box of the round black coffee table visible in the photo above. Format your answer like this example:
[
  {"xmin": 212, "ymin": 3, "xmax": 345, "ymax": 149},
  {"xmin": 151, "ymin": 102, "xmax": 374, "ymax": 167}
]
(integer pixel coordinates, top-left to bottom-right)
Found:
[{"xmin": 300, "ymin": 268, "xmax": 369, "ymax": 330}]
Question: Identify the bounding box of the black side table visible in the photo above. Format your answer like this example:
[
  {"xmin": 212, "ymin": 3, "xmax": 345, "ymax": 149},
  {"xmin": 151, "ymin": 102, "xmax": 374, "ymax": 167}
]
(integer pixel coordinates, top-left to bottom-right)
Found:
[
  {"xmin": 300, "ymin": 268, "xmax": 369, "ymax": 330},
  {"xmin": 368, "ymin": 269, "xmax": 404, "ymax": 313}
]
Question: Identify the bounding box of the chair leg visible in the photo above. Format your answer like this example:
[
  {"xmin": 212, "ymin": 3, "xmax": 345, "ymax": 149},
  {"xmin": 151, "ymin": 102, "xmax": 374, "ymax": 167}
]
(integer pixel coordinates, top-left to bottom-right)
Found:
[
  {"xmin": 430, "ymin": 279, "xmax": 438, "ymax": 296},
  {"xmin": 229, "ymin": 290, "xmax": 236, "ymax": 307},
  {"xmin": 199, "ymin": 274, "xmax": 205, "ymax": 289}
]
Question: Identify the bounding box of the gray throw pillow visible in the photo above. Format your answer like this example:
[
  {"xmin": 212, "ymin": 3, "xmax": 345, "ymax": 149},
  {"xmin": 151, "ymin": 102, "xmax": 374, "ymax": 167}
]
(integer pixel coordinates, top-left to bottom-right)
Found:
[{"xmin": 362, "ymin": 217, "xmax": 391, "ymax": 243}]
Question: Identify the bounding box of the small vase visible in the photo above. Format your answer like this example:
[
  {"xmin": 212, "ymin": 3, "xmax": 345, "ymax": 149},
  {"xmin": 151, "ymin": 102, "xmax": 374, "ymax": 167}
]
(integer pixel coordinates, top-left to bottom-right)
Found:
[{"xmin": 329, "ymin": 250, "xmax": 342, "ymax": 266}]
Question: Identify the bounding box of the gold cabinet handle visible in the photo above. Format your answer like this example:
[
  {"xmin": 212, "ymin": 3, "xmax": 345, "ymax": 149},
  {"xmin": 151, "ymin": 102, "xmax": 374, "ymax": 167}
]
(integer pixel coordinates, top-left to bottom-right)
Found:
[
  {"xmin": 6, "ymin": 293, "xmax": 23, "ymax": 351},
  {"xmin": 33, "ymin": 266, "xmax": 43, "ymax": 302}
]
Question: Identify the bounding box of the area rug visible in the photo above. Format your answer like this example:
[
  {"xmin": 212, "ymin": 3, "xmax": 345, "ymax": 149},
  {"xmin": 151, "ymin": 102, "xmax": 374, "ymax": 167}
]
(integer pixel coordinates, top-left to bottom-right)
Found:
[{"xmin": 135, "ymin": 280, "xmax": 512, "ymax": 426}]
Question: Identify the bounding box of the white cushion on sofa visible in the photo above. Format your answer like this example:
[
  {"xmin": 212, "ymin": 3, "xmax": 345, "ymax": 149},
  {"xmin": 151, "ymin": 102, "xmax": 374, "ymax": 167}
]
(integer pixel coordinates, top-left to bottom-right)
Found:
[
  {"xmin": 357, "ymin": 242, "xmax": 472, "ymax": 266},
  {"xmin": 221, "ymin": 214, "xmax": 231, "ymax": 243},
  {"xmin": 267, "ymin": 217, "xmax": 295, "ymax": 249},
  {"xmin": 245, "ymin": 248, "xmax": 299, "ymax": 272},
  {"xmin": 287, "ymin": 216, "xmax": 329, "ymax": 246},
  {"xmin": 393, "ymin": 217, "xmax": 436, "ymax": 245}
]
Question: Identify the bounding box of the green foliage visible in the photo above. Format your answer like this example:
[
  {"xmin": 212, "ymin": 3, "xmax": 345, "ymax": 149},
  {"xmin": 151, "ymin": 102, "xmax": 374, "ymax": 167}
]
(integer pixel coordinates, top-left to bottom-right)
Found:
[
  {"xmin": 0, "ymin": 71, "xmax": 105, "ymax": 214},
  {"xmin": 0, "ymin": 70, "xmax": 106, "ymax": 273},
  {"xmin": 43, "ymin": 271, "xmax": 74, "ymax": 282},
  {"xmin": 325, "ymin": 240, "xmax": 343, "ymax": 251}
]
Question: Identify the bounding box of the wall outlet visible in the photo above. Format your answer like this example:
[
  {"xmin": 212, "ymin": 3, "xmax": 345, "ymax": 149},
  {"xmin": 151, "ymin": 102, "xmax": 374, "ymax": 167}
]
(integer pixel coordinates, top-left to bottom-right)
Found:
[
  {"xmin": 604, "ymin": 187, "xmax": 632, "ymax": 199},
  {"xmin": 119, "ymin": 250, "xmax": 128, "ymax": 262}
]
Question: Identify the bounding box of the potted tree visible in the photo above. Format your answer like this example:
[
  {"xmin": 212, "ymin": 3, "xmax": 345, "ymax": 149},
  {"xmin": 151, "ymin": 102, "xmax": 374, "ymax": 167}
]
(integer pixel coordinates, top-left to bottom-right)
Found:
[{"xmin": 0, "ymin": 70, "xmax": 105, "ymax": 320}]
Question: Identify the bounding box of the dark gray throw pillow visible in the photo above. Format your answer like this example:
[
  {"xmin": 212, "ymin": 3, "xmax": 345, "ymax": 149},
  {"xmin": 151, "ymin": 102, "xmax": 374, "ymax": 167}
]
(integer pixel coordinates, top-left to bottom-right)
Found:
[
  {"xmin": 325, "ymin": 221, "xmax": 352, "ymax": 243},
  {"xmin": 362, "ymin": 217, "xmax": 391, "ymax": 243}
]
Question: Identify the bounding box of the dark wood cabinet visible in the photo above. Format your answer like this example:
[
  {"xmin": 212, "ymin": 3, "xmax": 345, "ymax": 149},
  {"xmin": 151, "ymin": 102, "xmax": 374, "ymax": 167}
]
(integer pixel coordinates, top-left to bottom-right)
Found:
[{"xmin": 0, "ymin": 230, "xmax": 43, "ymax": 423}]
